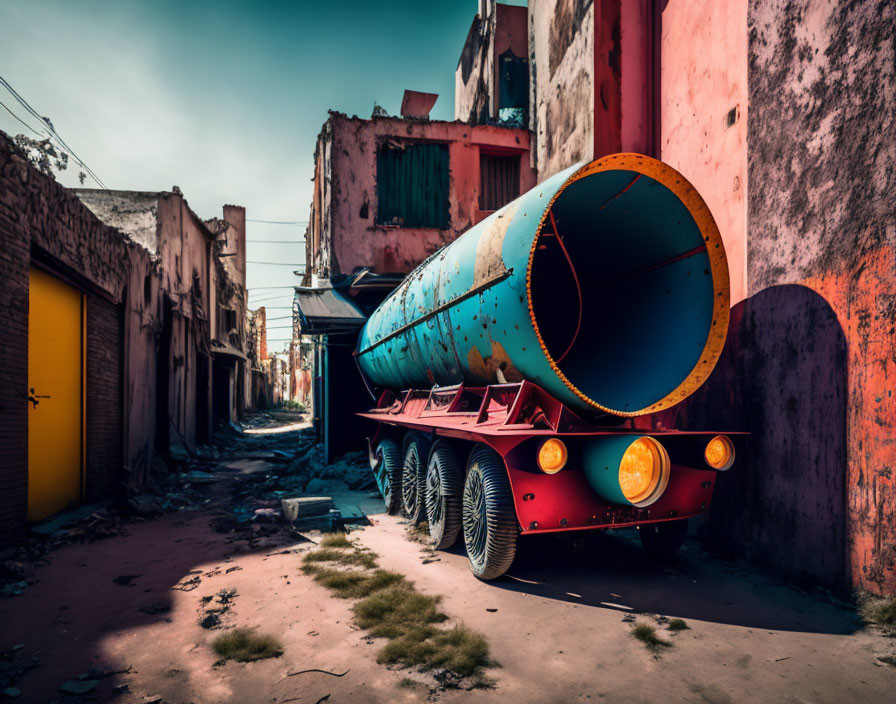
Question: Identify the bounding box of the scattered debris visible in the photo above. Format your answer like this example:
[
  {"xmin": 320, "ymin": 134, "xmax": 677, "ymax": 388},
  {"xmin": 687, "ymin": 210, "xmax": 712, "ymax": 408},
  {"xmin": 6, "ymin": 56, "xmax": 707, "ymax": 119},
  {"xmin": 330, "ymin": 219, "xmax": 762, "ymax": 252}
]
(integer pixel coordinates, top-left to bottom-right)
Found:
[
  {"xmin": 139, "ymin": 602, "xmax": 170, "ymax": 615},
  {"xmin": 58, "ymin": 678, "xmax": 100, "ymax": 695},
  {"xmin": 172, "ymin": 576, "xmax": 201, "ymax": 592},
  {"xmin": 286, "ymin": 668, "xmax": 349, "ymax": 678},
  {"xmin": 113, "ymin": 574, "xmax": 141, "ymax": 587},
  {"xmin": 199, "ymin": 613, "xmax": 221, "ymax": 629}
]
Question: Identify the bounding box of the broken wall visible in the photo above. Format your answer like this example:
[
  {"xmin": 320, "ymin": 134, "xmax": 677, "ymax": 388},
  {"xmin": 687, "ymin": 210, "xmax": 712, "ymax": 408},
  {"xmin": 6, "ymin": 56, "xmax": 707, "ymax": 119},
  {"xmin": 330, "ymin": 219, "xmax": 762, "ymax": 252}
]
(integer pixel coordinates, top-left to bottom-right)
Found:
[
  {"xmin": 307, "ymin": 113, "xmax": 533, "ymax": 279},
  {"xmin": 156, "ymin": 195, "xmax": 214, "ymax": 449},
  {"xmin": 529, "ymin": 0, "xmax": 594, "ymax": 179}
]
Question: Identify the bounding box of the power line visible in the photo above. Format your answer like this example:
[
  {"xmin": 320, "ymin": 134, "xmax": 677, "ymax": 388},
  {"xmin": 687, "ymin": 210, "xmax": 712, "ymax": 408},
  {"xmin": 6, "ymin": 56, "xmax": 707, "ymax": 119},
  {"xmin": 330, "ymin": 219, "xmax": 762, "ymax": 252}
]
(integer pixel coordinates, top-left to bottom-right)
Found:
[
  {"xmin": 246, "ymin": 219, "xmax": 308, "ymax": 225},
  {"xmin": 0, "ymin": 74, "xmax": 106, "ymax": 189},
  {"xmin": 246, "ymin": 261, "xmax": 306, "ymax": 266},
  {"xmin": 247, "ymin": 240, "xmax": 305, "ymax": 244},
  {"xmin": 248, "ymin": 294, "xmax": 293, "ymax": 303},
  {"xmin": 0, "ymin": 98, "xmax": 45, "ymax": 138},
  {"xmin": 247, "ymin": 286, "xmax": 297, "ymax": 290}
]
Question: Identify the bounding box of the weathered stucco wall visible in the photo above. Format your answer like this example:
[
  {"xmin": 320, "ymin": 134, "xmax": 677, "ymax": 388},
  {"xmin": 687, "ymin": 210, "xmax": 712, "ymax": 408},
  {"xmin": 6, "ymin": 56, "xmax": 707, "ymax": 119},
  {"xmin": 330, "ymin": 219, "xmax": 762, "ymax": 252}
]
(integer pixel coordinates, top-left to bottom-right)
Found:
[
  {"xmin": 455, "ymin": 2, "xmax": 529, "ymax": 125},
  {"xmin": 307, "ymin": 113, "xmax": 533, "ymax": 279},
  {"xmin": 530, "ymin": 0, "xmax": 594, "ymax": 179},
  {"xmin": 76, "ymin": 190, "xmax": 160, "ymax": 256},
  {"xmin": 455, "ymin": 10, "xmax": 494, "ymax": 124},
  {"xmin": 660, "ymin": 0, "xmax": 748, "ymax": 305},
  {"xmin": 746, "ymin": 0, "xmax": 896, "ymax": 594}
]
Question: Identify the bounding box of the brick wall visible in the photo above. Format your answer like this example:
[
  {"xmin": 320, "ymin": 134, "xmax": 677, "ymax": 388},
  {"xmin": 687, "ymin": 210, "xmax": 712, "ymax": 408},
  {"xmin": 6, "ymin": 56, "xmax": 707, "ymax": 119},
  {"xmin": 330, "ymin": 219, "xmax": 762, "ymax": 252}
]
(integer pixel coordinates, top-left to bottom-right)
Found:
[
  {"xmin": 0, "ymin": 143, "xmax": 32, "ymax": 542},
  {"xmin": 85, "ymin": 294, "xmax": 123, "ymax": 503},
  {"xmin": 0, "ymin": 131, "xmax": 157, "ymax": 543}
]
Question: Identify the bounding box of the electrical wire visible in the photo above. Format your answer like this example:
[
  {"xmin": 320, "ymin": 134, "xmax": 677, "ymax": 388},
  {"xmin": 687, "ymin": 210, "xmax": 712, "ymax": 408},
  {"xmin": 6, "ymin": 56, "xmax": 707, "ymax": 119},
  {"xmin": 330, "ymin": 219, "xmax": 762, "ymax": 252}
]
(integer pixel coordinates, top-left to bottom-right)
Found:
[
  {"xmin": 247, "ymin": 240, "xmax": 306, "ymax": 244},
  {"xmin": 246, "ymin": 219, "xmax": 308, "ymax": 225},
  {"xmin": 0, "ymin": 74, "xmax": 106, "ymax": 189},
  {"xmin": 0, "ymin": 98, "xmax": 46, "ymax": 138},
  {"xmin": 246, "ymin": 261, "xmax": 306, "ymax": 266}
]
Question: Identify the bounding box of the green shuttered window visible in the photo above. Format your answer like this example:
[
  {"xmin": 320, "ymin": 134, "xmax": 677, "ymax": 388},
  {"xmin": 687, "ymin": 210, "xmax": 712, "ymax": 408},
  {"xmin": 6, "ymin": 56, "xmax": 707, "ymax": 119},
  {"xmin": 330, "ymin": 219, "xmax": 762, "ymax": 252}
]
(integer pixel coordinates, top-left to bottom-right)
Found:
[{"xmin": 376, "ymin": 142, "xmax": 449, "ymax": 229}]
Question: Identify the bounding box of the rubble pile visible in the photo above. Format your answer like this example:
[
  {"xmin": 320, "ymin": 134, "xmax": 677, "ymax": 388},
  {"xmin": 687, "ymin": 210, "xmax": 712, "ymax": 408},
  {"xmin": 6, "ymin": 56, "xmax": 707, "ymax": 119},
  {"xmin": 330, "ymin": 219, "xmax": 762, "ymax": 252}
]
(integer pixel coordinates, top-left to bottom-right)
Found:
[{"xmin": 0, "ymin": 409, "xmax": 376, "ymax": 603}]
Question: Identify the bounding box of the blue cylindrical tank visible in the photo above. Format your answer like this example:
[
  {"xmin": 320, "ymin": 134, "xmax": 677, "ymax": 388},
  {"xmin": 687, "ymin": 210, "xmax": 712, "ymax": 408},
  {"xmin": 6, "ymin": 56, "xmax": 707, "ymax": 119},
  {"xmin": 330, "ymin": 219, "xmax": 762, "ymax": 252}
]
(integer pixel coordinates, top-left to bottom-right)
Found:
[{"xmin": 356, "ymin": 154, "xmax": 730, "ymax": 417}]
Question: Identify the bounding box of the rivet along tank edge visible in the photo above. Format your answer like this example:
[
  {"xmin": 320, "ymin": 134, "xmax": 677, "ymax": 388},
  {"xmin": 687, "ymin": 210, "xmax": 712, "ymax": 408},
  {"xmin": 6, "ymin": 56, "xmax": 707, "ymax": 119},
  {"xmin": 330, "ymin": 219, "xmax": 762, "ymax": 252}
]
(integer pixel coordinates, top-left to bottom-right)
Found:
[{"xmin": 356, "ymin": 153, "xmax": 730, "ymax": 417}]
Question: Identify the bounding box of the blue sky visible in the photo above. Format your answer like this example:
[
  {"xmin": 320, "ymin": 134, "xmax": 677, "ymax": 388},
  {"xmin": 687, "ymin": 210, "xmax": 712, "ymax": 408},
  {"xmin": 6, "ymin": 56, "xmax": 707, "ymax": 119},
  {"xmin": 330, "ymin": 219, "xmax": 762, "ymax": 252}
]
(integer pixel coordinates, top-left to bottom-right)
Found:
[{"xmin": 0, "ymin": 0, "xmax": 526, "ymax": 351}]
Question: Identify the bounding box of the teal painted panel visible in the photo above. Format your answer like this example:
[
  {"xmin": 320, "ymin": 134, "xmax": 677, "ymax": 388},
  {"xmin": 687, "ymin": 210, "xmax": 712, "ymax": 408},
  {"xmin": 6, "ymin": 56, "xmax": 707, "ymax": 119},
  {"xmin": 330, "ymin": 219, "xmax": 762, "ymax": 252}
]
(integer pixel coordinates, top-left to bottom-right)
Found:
[{"xmin": 376, "ymin": 143, "xmax": 449, "ymax": 229}]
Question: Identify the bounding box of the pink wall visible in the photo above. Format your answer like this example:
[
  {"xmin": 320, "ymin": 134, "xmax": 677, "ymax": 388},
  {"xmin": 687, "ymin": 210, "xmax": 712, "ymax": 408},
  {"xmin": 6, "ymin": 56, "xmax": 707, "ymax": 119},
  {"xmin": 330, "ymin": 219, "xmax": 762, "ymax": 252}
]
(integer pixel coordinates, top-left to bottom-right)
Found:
[
  {"xmin": 659, "ymin": 0, "xmax": 748, "ymax": 305},
  {"xmin": 310, "ymin": 115, "xmax": 533, "ymax": 278}
]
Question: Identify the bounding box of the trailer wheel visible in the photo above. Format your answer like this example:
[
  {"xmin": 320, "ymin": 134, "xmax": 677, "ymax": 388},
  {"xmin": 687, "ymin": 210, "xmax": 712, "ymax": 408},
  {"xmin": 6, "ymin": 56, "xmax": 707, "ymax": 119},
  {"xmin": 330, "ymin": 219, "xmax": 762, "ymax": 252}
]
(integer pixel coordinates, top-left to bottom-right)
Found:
[
  {"xmin": 462, "ymin": 445, "xmax": 519, "ymax": 580},
  {"xmin": 373, "ymin": 439, "xmax": 402, "ymax": 515},
  {"xmin": 425, "ymin": 440, "xmax": 462, "ymax": 549},
  {"xmin": 639, "ymin": 519, "xmax": 689, "ymax": 559},
  {"xmin": 401, "ymin": 434, "xmax": 431, "ymax": 524}
]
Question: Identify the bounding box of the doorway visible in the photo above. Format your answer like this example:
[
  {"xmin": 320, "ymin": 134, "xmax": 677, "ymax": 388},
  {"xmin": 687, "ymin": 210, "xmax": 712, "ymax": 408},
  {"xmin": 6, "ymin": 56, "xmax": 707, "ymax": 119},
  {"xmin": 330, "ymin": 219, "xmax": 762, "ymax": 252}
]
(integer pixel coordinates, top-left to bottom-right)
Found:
[{"xmin": 28, "ymin": 267, "xmax": 84, "ymax": 521}]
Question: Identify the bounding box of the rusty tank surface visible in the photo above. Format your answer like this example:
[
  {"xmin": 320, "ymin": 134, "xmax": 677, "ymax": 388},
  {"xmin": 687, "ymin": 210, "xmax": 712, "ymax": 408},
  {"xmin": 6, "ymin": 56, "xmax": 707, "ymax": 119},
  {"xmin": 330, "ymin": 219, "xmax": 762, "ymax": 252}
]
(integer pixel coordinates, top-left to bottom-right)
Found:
[
  {"xmin": 356, "ymin": 153, "xmax": 741, "ymax": 581},
  {"xmin": 356, "ymin": 153, "xmax": 730, "ymax": 417}
]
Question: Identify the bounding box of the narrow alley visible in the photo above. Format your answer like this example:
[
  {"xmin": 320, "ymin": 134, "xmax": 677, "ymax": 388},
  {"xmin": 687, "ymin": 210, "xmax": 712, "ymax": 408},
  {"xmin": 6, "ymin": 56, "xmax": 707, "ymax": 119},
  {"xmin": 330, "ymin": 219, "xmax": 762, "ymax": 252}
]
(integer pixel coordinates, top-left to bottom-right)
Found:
[{"xmin": 1, "ymin": 411, "xmax": 893, "ymax": 703}]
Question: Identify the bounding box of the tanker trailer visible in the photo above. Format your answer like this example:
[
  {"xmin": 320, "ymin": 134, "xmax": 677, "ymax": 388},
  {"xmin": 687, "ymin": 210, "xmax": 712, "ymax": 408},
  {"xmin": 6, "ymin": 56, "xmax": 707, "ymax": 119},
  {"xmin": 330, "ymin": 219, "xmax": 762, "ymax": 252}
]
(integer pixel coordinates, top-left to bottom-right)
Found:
[{"xmin": 356, "ymin": 153, "xmax": 743, "ymax": 580}]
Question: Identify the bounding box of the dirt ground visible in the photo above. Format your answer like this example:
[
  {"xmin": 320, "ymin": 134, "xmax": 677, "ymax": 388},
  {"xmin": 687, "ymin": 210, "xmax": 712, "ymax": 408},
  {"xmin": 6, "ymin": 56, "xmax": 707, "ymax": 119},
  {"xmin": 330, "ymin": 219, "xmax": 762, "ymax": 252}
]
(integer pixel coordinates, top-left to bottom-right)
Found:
[{"xmin": 1, "ymin": 413, "xmax": 894, "ymax": 704}]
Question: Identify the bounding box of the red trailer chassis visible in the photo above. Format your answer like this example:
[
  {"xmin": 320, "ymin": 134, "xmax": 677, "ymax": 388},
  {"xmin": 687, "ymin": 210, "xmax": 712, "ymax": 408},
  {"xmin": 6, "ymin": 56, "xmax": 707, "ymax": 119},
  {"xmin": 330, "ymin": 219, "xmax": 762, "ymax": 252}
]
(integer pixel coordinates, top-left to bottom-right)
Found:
[{"xmin": 359, "ymin": 380, "xmax": 745, "ymax": 538}]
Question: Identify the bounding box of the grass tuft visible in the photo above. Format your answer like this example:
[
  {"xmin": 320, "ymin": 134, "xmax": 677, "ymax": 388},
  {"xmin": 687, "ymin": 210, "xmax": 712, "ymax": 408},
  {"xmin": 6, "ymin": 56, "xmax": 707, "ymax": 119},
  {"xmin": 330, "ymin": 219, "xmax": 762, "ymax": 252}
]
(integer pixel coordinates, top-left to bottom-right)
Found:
[
  {"xmin": 407, "ymin": 521, "xmax": 431, "ymax": 544},
  {"xmin": 212, "ymin": 628, "xmax": 283, "ymax": 662},
  {"xmin": 320, "ymin": 533, "xmax": 353, "ymax": 548},
  {"xmin": 303, "ymin": 546, "xmax": 377, "ymax": 569},
  {"xmin": 667, "ymin": 618, "xmax": 689, "ymax": 632},
  {"xmin": 858, "ymin": 595, "xmax": 896, "ymax": 628},
  {"xmin": 354, "ymin": 584, "xmax": 447, "ymax": 638},
  {"xmin": 632, "ymin": 622, "xmax": 670, "ymax": 650},
  {"xmin": 303, "ymin": 566, "xmax": 405, "ymax": 599},
  {"xmin": 300, "ymin": 541, "xmax": 493, "ymax": 684}
]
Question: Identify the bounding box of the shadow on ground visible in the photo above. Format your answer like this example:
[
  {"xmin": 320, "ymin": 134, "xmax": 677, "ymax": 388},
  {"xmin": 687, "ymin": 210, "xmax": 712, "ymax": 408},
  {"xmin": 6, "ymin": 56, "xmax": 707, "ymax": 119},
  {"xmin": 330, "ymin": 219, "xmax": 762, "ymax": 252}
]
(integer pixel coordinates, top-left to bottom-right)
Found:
[{"xmin": 482, "ymin": 528, "xmax": 858, "ymax": 635}]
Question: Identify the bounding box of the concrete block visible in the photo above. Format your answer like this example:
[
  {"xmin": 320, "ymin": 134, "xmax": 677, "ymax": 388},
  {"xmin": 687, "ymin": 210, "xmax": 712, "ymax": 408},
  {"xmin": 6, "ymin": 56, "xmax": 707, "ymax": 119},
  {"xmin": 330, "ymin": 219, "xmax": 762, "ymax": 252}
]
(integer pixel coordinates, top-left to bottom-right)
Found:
[{"xmin": 281, "ymin": 496, "xmax": 334, "ymax": 522}]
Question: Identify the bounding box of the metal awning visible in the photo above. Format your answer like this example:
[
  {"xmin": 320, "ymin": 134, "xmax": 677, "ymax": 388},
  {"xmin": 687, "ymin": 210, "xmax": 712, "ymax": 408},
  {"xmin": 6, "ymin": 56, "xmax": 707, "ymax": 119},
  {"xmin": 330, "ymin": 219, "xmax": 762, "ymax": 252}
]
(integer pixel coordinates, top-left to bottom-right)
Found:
[
  {"xmin": 294, "ymin": 285, "xmax": 367, "ymax": 335},
  {"xmin": 211, "ymin": 341, "xmax": 248, "ymax": 361}
]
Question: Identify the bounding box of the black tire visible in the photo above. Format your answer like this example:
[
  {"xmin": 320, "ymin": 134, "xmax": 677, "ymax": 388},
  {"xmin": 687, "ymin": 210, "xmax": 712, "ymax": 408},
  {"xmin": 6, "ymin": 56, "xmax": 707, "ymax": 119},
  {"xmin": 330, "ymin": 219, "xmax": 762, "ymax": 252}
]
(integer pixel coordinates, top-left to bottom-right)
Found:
[
  {"xmin": 373, "ymin": 439, "xmax": 402, "ymax": 515},
  {"xmin": 425, "ymin": 440, "xmax": 463, "ymax": 549},
  {"xmin": 639, "ymin": 519, "xmax": 689, "ymax": 559},
  {"xmin": 401, "ymin": 434, "xmax": 431, "ymax": 524},
  {"xmin": 462, "ymin": 445, "xmax": 519, "ymax": 580}
]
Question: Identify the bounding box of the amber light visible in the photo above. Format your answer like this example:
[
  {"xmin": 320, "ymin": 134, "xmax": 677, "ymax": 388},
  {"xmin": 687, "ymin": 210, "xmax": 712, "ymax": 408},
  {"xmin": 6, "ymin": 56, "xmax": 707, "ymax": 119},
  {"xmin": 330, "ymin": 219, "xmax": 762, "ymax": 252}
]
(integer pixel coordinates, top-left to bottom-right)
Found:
[
  {"xmin": 705, "ymin": 435, "xmax": 735, "ymax": 470},
  {"xmin": 537, "ymin": 438, "xmax": 568, "ymax": 474},
  {"xmin": 619, "ymin": 437, "xmax": 667, "ymax": 504}
]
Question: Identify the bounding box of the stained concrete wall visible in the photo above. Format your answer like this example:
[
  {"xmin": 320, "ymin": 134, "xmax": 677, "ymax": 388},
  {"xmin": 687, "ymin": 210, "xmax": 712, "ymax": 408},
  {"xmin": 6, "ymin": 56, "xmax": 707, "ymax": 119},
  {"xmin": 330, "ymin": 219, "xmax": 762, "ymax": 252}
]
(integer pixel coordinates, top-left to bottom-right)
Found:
[
  {"xmin": 658, "ymin": 0, "xmax": 895, "ymax": 595},
  {"xmin": 306, "ymin": 113, "xmax": 533, "ymax": 279},
  {"xmin": 529, "ymin": 0, "xmax": 594, "ymax": 179},
  {"xmin": 745, "ymin": 0, "xmax": 896, "ymax": 595}
]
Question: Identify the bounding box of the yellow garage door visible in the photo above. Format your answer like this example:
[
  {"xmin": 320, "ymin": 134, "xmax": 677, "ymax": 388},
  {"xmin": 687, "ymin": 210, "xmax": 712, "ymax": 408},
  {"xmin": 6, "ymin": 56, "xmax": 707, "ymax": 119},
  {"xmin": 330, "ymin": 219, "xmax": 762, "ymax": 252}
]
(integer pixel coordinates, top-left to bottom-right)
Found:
[{"xmin": 28, "ymin": 267, "xmax": 84, "ymax": 521}]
